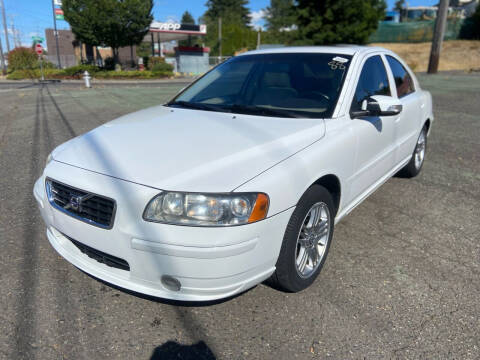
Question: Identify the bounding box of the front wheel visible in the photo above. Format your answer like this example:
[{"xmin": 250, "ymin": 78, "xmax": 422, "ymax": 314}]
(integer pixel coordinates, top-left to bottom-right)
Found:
[
  {"xmin": 270, "ymin": 185, "xmax": 335, "ymax": 292},
  {"xmin": 398, "ymin": 125, "xmax": 427, "ymax": 178}
]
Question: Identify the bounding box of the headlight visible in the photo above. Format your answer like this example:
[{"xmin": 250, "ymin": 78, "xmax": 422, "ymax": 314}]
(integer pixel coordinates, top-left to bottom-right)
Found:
[
  {"xmin": 46, "ymin": 153, "xmax": 53, "ymax": 167},
  {"xmin": 143, "ymin": 192, "xmax": 269, "ymax": 226}
]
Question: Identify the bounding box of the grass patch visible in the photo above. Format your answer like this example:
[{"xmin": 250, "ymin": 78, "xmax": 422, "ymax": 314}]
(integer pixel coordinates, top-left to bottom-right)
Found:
[{"xmin": 370, "ymin": 40, "xmax": 480, "ymax": 72}]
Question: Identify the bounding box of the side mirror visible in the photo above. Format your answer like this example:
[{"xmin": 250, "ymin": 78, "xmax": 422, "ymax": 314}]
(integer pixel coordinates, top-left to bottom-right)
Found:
[{"xmin": 351, "ymin": 95, "xmax": 402, "ymax": 118}]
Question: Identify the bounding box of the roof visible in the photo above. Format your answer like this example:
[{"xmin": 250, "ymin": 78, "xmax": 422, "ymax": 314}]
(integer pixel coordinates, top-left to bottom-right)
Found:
[{"xmin": 238, "ymin": 45, "xmax": 386, "ymax": 57}]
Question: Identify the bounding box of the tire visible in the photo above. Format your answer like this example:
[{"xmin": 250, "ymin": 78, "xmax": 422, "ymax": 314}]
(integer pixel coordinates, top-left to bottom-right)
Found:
[
  {"xmin": 270, "ymin": 184, "xmax": 335, "ymax": 292},
  {"xmin": 398, "ymin": 125, "xmax": 428, "ymax": 178}
]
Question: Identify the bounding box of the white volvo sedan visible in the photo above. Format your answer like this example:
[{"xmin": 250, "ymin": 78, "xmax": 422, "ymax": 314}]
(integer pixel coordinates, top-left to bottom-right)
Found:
[{"xmin": 34, "ymin": 46, "xmax": 433, "ymax": 301}]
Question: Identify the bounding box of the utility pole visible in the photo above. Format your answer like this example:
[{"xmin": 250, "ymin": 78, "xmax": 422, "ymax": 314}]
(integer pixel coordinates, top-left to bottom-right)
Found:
[
  {"xmin": 0, "ymin": 0, "xmax": 9, "ymax": 52},
  {"xmin": 51, "ymin": 0, "xmax": 61, "ymax": 68},
  {"xmin": 150, "ymin": 32, "xmax": 154, "ymax": 57},
  {"xmin": 9, "ymin": 15, "xmax": 17, "ymax": 47},
  {"xmin": 0, "ymin": 35, "xmax": 5, "ymax": 74},
  {"xmin": 218, "ymin": 17, "xmax": 222, "ymax": 62},
  {"xmin": 428, "ymin": 0, "xmax": 449, "ymax": 74}
]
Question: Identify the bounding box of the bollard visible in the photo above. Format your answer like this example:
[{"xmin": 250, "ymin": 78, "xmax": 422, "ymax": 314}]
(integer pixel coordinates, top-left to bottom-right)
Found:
[{"xmin": 83, "ymin": 70, "xmax": 91, "ymax": 88}]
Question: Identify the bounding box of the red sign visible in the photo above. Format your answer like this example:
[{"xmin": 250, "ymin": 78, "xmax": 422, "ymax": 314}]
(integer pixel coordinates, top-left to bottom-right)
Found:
[
  {"xmin": 54, "ymin": 8, "xmax": 64, "ymax": 15},
  {"xmin": 35, "ymin": 43, "xmax": 43, "ymax": 55}
]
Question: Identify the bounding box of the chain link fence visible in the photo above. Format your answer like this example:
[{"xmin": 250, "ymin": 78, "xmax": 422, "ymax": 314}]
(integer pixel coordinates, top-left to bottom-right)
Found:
[
  {"xmin": 45, "ymin": 55, "xmax": 78, "ymax": 68},
  {"xmin": 369, "ymin": 18, "xmax": 464, "ymax": 43},
  {"xmin": 208, "ymin": 56, "xmax": 231, "ymax": 68}
]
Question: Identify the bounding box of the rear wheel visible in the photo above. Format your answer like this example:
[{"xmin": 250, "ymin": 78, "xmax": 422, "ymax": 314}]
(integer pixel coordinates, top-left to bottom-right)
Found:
[
  {"xmin": 271, "ymin": 185, "xmax": 334, "ymax": 292},
  {"xmin": 398, "ymin": 125, "xmax": 427, "ymax": 178}
]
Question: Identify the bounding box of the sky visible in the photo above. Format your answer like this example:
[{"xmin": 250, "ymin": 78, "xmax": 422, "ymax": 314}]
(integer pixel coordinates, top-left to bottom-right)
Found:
[{"xmin": 0, "ymin": 0, "xmax": 439, "ymax": 49}]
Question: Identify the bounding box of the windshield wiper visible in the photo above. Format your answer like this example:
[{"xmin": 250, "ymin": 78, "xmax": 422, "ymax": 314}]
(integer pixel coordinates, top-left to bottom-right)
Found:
[
  {"xmin": 167, "ymin": 100, "xmax": 229, "ymax": 113},
  {"xmin": 230, "ymin": 104, "xmax": 302, "ymax": 118}
]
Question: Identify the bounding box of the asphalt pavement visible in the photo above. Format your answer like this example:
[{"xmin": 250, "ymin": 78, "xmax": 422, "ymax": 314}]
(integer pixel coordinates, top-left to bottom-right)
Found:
[{"xmin": 0, "ymin": 73, "xmax": 479, "ymax": 359}]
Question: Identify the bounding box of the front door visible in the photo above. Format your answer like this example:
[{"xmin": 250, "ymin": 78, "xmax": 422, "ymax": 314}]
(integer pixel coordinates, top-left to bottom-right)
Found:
[{"xmin": 347, "ymin": 55, "xmax": 397, "ymax": 201}]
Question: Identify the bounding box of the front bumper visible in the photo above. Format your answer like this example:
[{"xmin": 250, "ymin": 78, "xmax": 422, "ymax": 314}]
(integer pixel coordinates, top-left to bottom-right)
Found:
[{"xmin": 34, "ymin": 161, "xmax": 293, "ymax": 301}]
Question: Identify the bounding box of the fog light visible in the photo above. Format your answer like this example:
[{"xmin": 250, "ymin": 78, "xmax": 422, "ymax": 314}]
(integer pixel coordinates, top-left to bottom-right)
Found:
[{"xmin": 161, "ymin": 275, "xmax": 181, "ymax": 292}]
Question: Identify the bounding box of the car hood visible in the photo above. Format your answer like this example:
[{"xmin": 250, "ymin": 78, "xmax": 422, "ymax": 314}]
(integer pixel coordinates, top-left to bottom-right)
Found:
[{"xmin": 52, "ymin": 106, "xmax": 325, "ymax": 192}]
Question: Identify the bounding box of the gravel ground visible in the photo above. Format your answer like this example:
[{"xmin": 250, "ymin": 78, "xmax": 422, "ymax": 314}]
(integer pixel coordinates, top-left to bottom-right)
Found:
[{"xmin": 0, "ymin": 73, "xmax": 479, "ymax": 359}]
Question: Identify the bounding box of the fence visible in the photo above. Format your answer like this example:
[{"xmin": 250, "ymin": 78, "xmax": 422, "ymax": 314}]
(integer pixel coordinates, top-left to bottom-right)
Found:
[
  {"xmin": 45, "ymin": 55, "xmax": 78, "ymax": 68},
  {"xmin": 208, "ymin": 56, "xmax": 231, "ymax": 68},
  {"xmin": 368, "ymin": 18, "xmax": 464, "ymax": 43}
]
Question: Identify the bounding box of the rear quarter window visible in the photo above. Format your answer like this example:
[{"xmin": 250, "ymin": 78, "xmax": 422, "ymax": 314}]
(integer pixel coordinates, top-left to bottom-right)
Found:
[{"xmin": 386, "ymin": 56, "xmax": 415, "ymax": 98}]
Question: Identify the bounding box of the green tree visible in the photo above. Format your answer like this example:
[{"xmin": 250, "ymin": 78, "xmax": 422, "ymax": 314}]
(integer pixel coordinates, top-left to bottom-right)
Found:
[
  {"xmin": 394, "ymin": 0, "xmax": 405, "ymax": 21},
  {"xmin": 202, "ymin": 0, "xmax": 256, "ymax": 55},
  {"xmin": 393, "ymin": 0, "xmax": 405, "ymax": 12},
  {"xmin": 295, "ymin": 0, "xmax": 386, "ymax": 45},
  {"xmin": 205, "ymin": 21, "xmax": 257, "ymax": 56},
  {"xmin": 265, "ymin": 0, "xmax": 295, "ymax": 32},
  {"xmin": 204, "ymin": 0, "xmax": 251, "ymax": 27},
  {"xmin": 263, "ymin": 0, "xmax": 297, "ymax": 45},
  {"xmin": 7, "ymin": 47, "xmax": 37, "ymax": 72},
  {"xmin": 62, "ymin": 0, "xmax": 153, "ymax": 64},
  {"xmin": 181, "ymin": 11, "xmax": 195, "ymax": 24},
  {"xmin": 470, "ymin": 4, "xmax": 480, "ymax": 39},
  {"xmin": 179, "ymin": 10, "xmax": 196, "ymax": 46},
  {"xmin": 460, "ymin": 4, "xmax": 480, "ymax": 39}
]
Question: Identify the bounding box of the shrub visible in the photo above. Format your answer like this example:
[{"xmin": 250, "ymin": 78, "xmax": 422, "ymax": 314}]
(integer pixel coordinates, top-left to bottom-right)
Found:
[
  {"xmin": 152, "ymin": 61, "xmax": 174, "ymax": 73},
  {"xmin": 103, "ymin": 57, "xmax": 116, "ymax": 71},
  {"xmin": 148, "ymin": 56, "xmax": 168, "ymax": 70},
  {"xmin": 62, "ymin": 64, "xmax": 100, "ymax": 77},
  {"xmin": 7, "ymin": 47, "xmax": 38, "ymax": 72},
  {"xmin": 93, "ymin": 70, "xmax": 172, "ymax": 79},
  {"xmin": 142, "ymin": 56, "xmax": 150, "ymax": 69},
  {"xmin": 6, "ymin": 68, "xmax": 172, "ymax": 80},
  {"xmin": 6, "ymin": 68, "xmax": 64, "ymax": 80},
  {"xmin": 39, "ymin": 59, "xmax": 56, "ymax": 69}
]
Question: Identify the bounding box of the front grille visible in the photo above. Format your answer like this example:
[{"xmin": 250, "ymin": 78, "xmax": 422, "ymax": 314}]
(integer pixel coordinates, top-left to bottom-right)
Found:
[
  {"xmin": 68, "ymin": 236, "xmax": 130, "ymax": 271},
  {"xmin": 46, "ymin": 179, "xmax": 116, "ymax": 229}
]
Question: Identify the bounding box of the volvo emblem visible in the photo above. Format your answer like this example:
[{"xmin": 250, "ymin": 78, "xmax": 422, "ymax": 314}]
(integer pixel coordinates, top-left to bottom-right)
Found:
[
  {"xmin": 69, "ymin": 195, "xmax": 82, "ymax": 212},
  {"xmin": 64, "ymin": 193, "xmax": 93, "ymax": 212}
]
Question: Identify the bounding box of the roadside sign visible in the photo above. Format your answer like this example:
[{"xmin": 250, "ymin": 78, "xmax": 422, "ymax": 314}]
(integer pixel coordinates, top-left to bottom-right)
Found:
[
  {"xmin": 54, "ymin": 0, "xmax": 62, "ymax": 5},
  {"xmin": 55, "ymin": 8, "xmax": 64, "ymax": 20},
  {"xmin": 32, "ymin": 36, "xmax": 44, "ymax": 43},
  {"xmin": 35, "ymin": 43, "xmax": 43, "ymax": 55}
]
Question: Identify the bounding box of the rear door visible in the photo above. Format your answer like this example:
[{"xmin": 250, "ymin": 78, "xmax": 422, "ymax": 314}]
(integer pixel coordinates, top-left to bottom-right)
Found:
[
  {"xmin": 347, "ymin": 54, "xmax": 397, "ymax": 201},
  {"xmin": 385, "ymin": 55, "xmax": 423, "ymax": 164}
]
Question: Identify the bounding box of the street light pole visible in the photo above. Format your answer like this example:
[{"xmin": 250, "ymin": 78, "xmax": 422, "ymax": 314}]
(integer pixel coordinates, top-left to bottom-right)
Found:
[
  {"xmin": 0, "ymin": 0, "xmax": 10, "ymax": 52},
  {"xmin": 51, "ymin": 0, "xmax": 62, "ymax": 68},
  {"xmin": 428, "ymin": 0, "xmax": 449, "ymax": 74}
]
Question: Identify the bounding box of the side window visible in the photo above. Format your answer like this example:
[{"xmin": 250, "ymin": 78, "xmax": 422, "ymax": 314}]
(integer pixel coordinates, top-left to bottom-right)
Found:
[
  {"xmin": 350, "ymin": 55, "xmax": 391, "ymax": 113},
  {"xmin": 386, "ymin": 55, "xmax": 415, "ymax": 98}
]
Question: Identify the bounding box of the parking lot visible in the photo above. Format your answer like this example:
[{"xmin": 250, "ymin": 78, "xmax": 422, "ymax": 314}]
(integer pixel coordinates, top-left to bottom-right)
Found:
[{"xmin": 0, "ymin": 73, "xmax": 479, "ymax": 359}]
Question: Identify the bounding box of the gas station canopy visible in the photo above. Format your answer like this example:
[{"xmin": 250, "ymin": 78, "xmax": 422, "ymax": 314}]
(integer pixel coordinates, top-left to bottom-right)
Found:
[{"xmin": 148, "ymin": 22, "xmax": 207, "ymax": 42}]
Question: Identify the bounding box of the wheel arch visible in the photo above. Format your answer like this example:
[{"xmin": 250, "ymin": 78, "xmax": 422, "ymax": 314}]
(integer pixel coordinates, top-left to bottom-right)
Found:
[
  {"xmin": 424, "ymin": 118, "xmax": 432, "ymax": 135},
  {"xmin": 312, "ymin": 174, "xmax": 341, "ymax": 216}
]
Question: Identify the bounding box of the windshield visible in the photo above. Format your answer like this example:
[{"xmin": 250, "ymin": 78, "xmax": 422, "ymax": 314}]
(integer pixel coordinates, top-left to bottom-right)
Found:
[{"xmin": 168, "ymin": 53, "xmax": 352, "ymax": 118}]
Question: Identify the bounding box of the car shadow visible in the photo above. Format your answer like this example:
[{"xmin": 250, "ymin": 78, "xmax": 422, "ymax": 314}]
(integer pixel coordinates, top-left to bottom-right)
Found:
[
  {"xmin": 358, "ymin": 115, "xmax": 383, "ymax": 132},
  {"xmin": 150, "ymin": 341, "xmax": 216, "ymax": 360}
]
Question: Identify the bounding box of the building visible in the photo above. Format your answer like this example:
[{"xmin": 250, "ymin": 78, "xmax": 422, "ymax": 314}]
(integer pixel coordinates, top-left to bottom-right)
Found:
[{"xmin": 45, "ymin": 21, "xmax": 209, "ymax": 73}]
